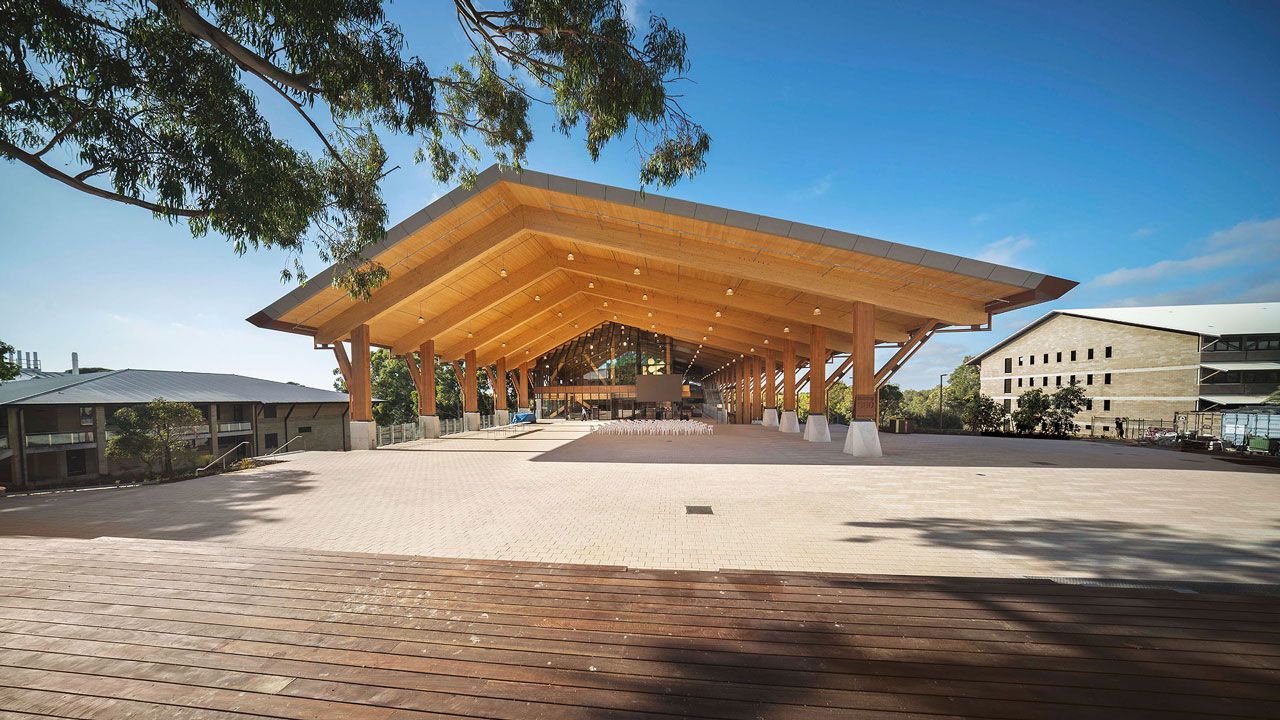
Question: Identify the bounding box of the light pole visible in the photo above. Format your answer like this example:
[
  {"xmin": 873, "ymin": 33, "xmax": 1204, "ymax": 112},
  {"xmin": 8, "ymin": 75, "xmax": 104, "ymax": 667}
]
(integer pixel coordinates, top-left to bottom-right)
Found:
[{"xmin": 939, "ymin": 373, "xmax": 948, "ymax": 431}]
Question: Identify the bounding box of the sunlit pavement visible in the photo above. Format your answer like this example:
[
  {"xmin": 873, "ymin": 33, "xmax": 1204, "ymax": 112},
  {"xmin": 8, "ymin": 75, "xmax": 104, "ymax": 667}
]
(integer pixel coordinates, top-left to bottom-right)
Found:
[{"xmin": 4, "ymin": 420, "xmax": 1277, "ymax": 583}]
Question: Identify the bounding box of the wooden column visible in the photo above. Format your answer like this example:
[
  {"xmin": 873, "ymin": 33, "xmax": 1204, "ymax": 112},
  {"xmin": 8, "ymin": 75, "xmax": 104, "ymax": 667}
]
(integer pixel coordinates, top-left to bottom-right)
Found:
[
  {"xmin": 494, "ymin": 356, "xmax": 508, "ymax": 411},
  {"xmin": 765, "ymin": 349, "xmax": 778, "ymax": 409},
  {"xmin": 783, "ymin": 339, "xmax": 797, "ymax": 412},
  {"xmin": 809, "ymin": 325, "xmax": 827, "ymax": 417},
  {"xmin": 419, "ymin": 340, "xmax": 436, "ymax": 416},
  {"xmin": 851, "ymin": 301, "xmax": 877, "ymax": 421},
  {"xmin": 517, "ymin": 361, "xmax": 530, "ymax": 409},
  {"xmin": 349, "ymin": 324, "xmax": 373, "ymax": 421},
  {"xmin": 463, "ymin": 349, "xmax": 479, "ymax": 413},
  {"xmin": 749, "ymin": 357, "xmax": 759, "ymax": 422}
]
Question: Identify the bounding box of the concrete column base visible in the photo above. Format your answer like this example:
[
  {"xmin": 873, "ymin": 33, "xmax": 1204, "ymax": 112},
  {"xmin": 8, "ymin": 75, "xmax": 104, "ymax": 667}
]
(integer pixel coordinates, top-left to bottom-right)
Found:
[
  {"xmin": 496, "ymin": 409, "xmax": 510, "ymax": 426},
  {"xmin": 843, "ymin": 419, "xmax": 883, "ymax": 457},
  {"xmin": 762, "ymin": 408, "xmax": 779, "ymax": 427},
  {"xmin": 349, "ymin": 420, "xmax": 377, "ymax": 450},
  {"xmin": 779, "ymin": 410, "xmax": 801, "ymax": 433},
  {"xmin": 803, "ymin": 415, "xmax": 831, "ymax": 443},
  {"xmin": 463, "ymin": 412, "xmax": 481, "ymax": 431},
  {"xmin": 419, "ymin": 415, "xmax": 440, "ymax": 439},
  {"xmin": 518, "ymin": 407, "xmax": 530, "ymax": 415}
]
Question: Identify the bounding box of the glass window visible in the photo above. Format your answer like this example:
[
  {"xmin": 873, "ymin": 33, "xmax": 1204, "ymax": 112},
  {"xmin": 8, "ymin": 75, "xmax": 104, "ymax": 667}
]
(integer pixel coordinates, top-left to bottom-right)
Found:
[
  {"xmin": 1086, "ymin": 349, "xmax": 1093, "ymax": 360},
  {"xmin": 1004, "ymin": 379, "xmax": 1012, "ymax": 393},
  {"xmin": 1004, "ymin": 358, "xmax": 1012, "ymax": 373},
  {"xmin": 1071, "ymin": 350, "xmax": 1077, "ymax": 361},
  {"xmin": 263, "ymin": 405, "xmax": 277, "ymax": 419},
  {"xmin": 1104, "ymin": 373, "xmax": 1112, "ymax": 384},
  {"xmin": 1105, "ymin": 346, "xmax": 1113, "ymax": 358},
  {"xmin": 298, "ymin": 426, "xmax": 312, "ymax": 433},
  {"xmin": 1056, "ymin": 352, "xmax": 1062, "ymax": 362},
  {"xmin": 79, "ymin": 406, "xmax": 94, "ymax": 427},
  {"xmin": 1087, "ymin": 374, "xmax": 1093, "ymax": 385},
  {"xmin": 1043, "ymin": 353, "xmax": 1049, "ymax": 363},
  {"xmin": 264, "ymin": 433, "xmax": 278, "ymax": 449},
  {"xmin": 1103, "ymin": 400, "xmax": 1111, "ymax": 411},
  {"xmin": 1018, "ymin": 356, "xmax": 1023, "ymax": 366},
  {"xmin": 1056, "ymin": 376, "xmax": 1062, "ymax": 387},
  {"xmin": 1030, "ymin": 355, "xmax": 1035, "ymax": 365}
]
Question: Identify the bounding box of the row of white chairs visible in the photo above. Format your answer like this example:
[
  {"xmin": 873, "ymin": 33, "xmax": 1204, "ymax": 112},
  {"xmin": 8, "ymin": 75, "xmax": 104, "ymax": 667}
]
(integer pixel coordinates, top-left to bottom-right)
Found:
[{"xmin": 592, "ymin": 420, "xmax": 714, "ymax": 436}]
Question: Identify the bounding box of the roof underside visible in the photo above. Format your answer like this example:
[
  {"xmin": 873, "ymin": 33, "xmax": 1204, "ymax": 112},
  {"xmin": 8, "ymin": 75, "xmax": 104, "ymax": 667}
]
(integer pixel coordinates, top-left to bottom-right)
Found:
[{"xmin": 250, "ymin": 166, "xmax": 1075, "ymax": 378}]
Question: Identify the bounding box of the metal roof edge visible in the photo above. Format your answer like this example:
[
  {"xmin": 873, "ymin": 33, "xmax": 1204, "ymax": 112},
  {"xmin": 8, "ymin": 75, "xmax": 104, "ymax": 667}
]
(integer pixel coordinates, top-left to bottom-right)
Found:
[{"xmin": 0, "ymin": 369, "xmax": 127, "ymax": 405}]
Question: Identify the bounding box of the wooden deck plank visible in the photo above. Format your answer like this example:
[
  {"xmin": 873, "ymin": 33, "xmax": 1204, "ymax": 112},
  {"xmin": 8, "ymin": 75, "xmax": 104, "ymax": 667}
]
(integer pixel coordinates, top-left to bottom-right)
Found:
[
  {"xmin": 2, "ymin": 580, "xmax": 1273, "ymax": 655},
  {"xmin": 3, "ymin": 563, "xmax": 1274, "ymax": 642},
  {"xmin": 2, "ymin": 549, "xmax": 1274, "ymax": 626},
  {"xmin": 4, "ymin": 540, "xmax": 1272, "ymax": 608},
  {"xmin": 0, "ymin": 537, "xmax": 1272, "ymax": 719}
]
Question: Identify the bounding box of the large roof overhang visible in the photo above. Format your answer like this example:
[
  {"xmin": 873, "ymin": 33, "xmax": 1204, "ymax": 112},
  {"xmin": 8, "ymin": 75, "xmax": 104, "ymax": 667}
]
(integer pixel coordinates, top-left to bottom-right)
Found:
[{"xmin": 249, "ymin": 165, "xmax": 1076, "ymax": 378}]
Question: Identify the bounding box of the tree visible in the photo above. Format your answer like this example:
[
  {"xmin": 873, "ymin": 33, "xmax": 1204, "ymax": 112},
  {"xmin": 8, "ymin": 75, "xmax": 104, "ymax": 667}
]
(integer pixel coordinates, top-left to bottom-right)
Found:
[
  {"xmin": 962, "ymin": 394, "xmax": 1009, "ymax": 433},
  {"xmin": 878, "ymin": 383, "xmax": 904, "ymax": 420},
  {"xmin": 0, "ymin": 341, "xmax": 18, "ymax": 384},
  {"xmin": 945, "ymin": 356, "xmax": 980, "ymax": 414},
  {"xmin": 105, "ymin": 398, "xmax": 204, "ymax": 479},
  {"xmin": 1266, "ymin": 387, "xmax": 1280, "ymax": 405},
  {"xmin": 1043, "ymin": 383, "xmax": 1087, "ymax": 436},
  {"xmin": 2, "ymin": 1, "xmax": 710, "ymax": 299},
  {"xmin": 1011, "ymin": 388, "xmax": 1050, "ymax": 435}
]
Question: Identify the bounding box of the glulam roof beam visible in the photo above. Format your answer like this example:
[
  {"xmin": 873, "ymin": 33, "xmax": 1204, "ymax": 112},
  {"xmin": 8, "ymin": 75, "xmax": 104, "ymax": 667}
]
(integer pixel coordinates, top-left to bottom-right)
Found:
[{"xmin": 524, "ymin": 207, "xmax": 990, "ymax": 326}]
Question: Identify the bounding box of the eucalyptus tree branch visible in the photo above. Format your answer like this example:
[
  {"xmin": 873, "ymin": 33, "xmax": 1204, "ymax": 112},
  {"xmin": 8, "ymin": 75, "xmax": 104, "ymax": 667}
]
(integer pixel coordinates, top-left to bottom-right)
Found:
[{"xmin": 0, "ymin": 138, "xmax": 208, "ymax": 217}]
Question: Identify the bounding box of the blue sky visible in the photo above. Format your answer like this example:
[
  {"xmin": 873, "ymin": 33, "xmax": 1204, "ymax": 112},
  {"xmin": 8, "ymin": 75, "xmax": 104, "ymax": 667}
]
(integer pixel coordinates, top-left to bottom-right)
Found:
[{"xmin": 2, "ymin": 0, "xmax": 1278, "ymax": 390}]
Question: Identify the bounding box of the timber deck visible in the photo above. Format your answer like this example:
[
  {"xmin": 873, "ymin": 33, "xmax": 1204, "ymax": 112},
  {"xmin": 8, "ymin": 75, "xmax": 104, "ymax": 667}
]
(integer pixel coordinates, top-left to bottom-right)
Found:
[{"xmin": 0, "ymin": 536, "xmax": 1275, "ymax": 719}]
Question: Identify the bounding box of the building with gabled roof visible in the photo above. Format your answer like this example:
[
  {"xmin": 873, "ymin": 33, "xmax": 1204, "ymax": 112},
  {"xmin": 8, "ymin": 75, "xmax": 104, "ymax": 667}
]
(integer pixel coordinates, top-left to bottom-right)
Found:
[
  {"xmin": 249, "ymin": 165, "xmax": 1075, "ymax": 455},
  {"xmin": 1, "ymin": 369, "xmax": 351, "ymax": 490},
  {"xmin": 969, "ymin": 302, "xmax": 1280, "ymax": 435}
]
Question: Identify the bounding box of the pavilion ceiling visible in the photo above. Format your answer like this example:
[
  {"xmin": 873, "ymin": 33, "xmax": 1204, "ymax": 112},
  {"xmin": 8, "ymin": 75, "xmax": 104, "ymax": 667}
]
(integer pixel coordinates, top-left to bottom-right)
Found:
[{"xmin": 251, "ymin": 167, "xmax": 1075, "ymax": 379}]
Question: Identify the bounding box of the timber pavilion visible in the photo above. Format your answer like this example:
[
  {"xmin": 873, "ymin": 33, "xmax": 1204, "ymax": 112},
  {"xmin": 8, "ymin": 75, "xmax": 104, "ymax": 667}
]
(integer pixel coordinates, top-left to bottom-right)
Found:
[{"xmin": 250, "ymin": 166, "xmax": 1074, "ymax": 456}]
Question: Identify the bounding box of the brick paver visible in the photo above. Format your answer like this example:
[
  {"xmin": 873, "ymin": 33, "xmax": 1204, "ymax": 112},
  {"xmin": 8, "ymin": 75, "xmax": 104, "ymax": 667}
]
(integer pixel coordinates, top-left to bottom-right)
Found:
[{"xmin": 3, "ymin": 421, "xmax": 1277, "ymax": 582}]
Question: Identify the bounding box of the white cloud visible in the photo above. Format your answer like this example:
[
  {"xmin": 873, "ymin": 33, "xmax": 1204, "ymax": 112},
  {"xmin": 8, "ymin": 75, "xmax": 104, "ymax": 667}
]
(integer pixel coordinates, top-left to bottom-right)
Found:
[
  {"xmin": 970, "ymin": 212, "xmax": 990, "ymax": 226},
  {"xmin": 623, "ymin": 0, "xmax": 644, "ymax": 26},
  {"xmin": 976, "ymin": 235, "xmax": 1035, "ymax": 265},
  {"xmin": 1132, "ymin": 226, "xmax": 1156, "ymax": 238},
  {"xmin": 1229, "ymin": 277, "xmax": 1280, "ymax": 303},
  {"xmin": 1093, "ymin": 218, "xmax": 1280, "ymax": 287}
]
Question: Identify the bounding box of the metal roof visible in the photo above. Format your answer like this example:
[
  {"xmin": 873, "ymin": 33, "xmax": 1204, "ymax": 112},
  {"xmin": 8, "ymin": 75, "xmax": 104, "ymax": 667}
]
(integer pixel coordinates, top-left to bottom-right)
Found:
[
  {"xmin": 1060, "ymin": 303, "xmax": 1279, "ymax": 337},
  {"xmin": 0, "ymin": 369, "xmax": 350, "ymax": 406},
  {"xmin": 970, "ymin": 302, "xmax": 1280, "ymax": 365}
]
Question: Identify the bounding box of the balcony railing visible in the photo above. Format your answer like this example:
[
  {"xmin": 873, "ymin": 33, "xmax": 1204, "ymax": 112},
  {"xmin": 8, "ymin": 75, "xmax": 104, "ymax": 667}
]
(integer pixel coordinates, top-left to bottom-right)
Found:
[
  {"xmin": 218, "ymin": 421, "xmax": 252, "ymax": 433},
  {"xmin": 25, "ymin": 431, "xmax": 93, "ymax": 447}
]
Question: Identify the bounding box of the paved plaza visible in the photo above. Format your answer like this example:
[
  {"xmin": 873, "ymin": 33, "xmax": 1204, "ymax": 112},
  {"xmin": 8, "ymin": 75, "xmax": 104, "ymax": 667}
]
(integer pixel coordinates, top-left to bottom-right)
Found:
[{"xmin": 3, "ymin": 421, "xmax": 1278, "ymax": 583}]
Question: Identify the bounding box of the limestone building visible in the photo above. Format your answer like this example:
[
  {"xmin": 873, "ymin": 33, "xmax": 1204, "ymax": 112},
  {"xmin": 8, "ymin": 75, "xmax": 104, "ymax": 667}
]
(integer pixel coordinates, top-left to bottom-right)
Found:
[{"xmin": 970, "ymin": 302, "xmax": 1280, "ymax": 434}]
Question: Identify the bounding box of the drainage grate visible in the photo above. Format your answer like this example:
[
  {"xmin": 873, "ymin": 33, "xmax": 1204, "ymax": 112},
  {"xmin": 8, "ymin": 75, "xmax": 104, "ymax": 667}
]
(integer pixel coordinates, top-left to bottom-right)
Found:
[
  {"xmin": 1030, "ymin": 461, "xmax": 1057, "ymax": 466},
  {"xmin": 685, "ymin": 505, "xmax": 713, "ymax": 515}
]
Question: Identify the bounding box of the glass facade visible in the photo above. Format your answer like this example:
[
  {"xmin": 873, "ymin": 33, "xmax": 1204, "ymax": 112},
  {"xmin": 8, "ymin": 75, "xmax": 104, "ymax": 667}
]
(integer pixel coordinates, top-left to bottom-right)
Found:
[{"xmin": 530, "ymin": 322, "xmax": 704, "ymax": 420}]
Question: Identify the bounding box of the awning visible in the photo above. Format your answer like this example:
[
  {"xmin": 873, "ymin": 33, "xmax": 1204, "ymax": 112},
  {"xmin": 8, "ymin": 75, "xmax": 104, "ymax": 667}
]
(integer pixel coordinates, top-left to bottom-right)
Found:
[
  {"xmin": 1201, "ymin": 361, "xmax": 1280, "ymax": 372},
  {"xmin": 1200, "ymin": 394, "xmax": 1274, "ymax": 406}
]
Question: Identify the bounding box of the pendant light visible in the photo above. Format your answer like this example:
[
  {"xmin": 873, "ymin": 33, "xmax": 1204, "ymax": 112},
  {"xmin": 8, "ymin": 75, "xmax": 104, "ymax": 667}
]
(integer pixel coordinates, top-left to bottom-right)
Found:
[
  {"xmin": 813, "ymin": 306, "xmax": 821, "ymax": 316},
  {"xmin": 416, "ymin": 301, "xmax": 425, "ymax": 325},
  {"xmin": 633, "ymin": 266, "xmax": 641, "ymax": 275},
  {"xmin": 567, "ymin": 252, "xmax": 574, "ymax": 261}
]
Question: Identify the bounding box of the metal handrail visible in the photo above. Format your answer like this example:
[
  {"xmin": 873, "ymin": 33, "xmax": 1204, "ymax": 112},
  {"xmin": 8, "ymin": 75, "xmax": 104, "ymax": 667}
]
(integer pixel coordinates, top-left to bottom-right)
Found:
[
  {"xmin": 198, "ymin": 441, "xmax": 250, "ymax": 474},
  {"xmin": 263, "ymin": 435, "xmax": 305, "ymax": 457}
]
